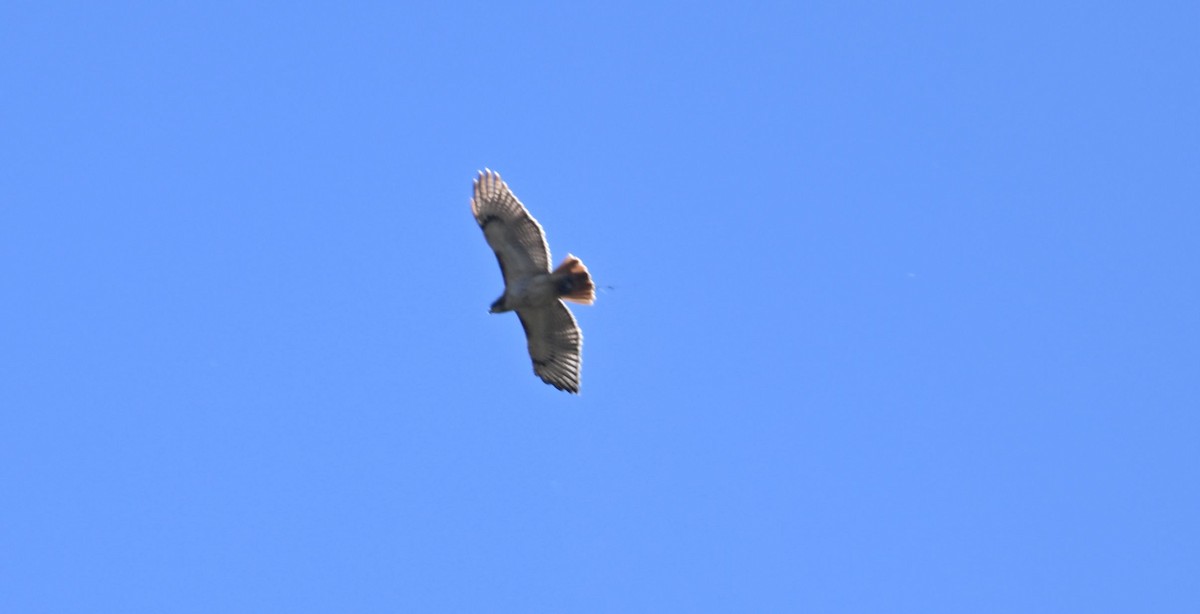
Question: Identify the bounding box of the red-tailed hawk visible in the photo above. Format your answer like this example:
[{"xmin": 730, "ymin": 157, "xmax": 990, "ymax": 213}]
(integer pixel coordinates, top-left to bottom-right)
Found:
[{"xmin": 471, "ymin": 169, "xmax": 595, "ymax": 393}]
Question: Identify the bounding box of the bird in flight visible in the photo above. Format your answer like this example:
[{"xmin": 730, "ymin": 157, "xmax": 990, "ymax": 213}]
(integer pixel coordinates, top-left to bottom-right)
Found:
[{"xmin": 471, "ymin": 169, "xmax": 595, "ymax": 393}]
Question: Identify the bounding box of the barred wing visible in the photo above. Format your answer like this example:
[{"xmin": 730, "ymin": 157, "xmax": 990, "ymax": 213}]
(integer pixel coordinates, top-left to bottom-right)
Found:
[
  {"xmin": 516, "ymin": 301, "xmax": 583, "ymax": 393},
  {"xmin": 471, "ymin": 169, "xmax": 551, "ymax": 286}
]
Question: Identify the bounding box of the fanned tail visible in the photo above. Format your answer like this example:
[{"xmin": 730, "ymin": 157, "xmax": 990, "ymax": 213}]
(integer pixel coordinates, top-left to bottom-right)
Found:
[{"xmin": 552, "ymin": 254, "xmax": 595, "ymax": 305}]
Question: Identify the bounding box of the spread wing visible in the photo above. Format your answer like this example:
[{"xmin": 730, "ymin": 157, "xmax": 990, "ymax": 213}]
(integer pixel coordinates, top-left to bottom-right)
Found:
[
  {"xmin": 471, "ymin": 169, "xmax": 551, "ymax": 286},
  {"xmin": 517, "ymin": 301, "xmax": 583, "ymax": 393}
]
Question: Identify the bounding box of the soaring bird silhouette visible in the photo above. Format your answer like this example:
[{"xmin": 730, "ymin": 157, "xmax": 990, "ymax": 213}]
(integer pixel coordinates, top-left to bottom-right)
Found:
[{"xmin": 471, "ymin": 170, "xmax": 595, "ymax": 393}]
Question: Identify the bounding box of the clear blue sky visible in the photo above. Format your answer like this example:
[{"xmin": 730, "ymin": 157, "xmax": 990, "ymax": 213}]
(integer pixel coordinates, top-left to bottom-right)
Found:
[{"xmin": 2, "ymin": 2, "xmax": 1197, "ymax": 612}]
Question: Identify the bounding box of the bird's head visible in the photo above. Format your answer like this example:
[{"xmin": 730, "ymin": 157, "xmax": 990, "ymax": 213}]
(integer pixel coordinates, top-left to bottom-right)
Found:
[{"xmin": 489, "ymin": 296, "xmax": 507, "ymax": 313}]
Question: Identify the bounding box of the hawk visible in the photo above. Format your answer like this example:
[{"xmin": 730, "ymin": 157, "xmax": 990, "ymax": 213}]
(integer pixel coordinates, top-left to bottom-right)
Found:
[{"xmin": 471, "ymin": 169, "xmax": 595, "ymax": 393}]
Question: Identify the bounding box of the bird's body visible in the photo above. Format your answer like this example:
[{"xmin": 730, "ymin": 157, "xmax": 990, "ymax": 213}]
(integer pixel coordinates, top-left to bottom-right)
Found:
[
  {"xmin": 470, "ymin": 169, "xmax": 595, "ymax": 393},
  {"xmin": 490, "ymin": 274, "xmax": 558, "ymax": 313}
]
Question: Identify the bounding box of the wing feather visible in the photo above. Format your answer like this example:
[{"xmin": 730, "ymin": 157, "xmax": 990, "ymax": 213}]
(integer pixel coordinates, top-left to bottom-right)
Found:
[
  {"xmin": 471, "ymin": 169, "xmax": 551, "ymax": 286},
  {"xmin": 516, "ymin": 301, "xmax": 583, "ymax": 393}
]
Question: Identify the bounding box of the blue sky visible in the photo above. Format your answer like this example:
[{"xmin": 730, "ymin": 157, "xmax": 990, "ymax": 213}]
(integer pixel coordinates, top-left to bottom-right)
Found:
[{"xmin": 2, "ymin": 2, "xmax": 1197, "ymax": 612}]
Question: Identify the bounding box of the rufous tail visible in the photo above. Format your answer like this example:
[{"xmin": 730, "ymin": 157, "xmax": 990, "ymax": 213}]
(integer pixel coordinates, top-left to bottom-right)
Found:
[{"xmin": 552, "ymin": 254, "xmax": 595, "ymax": 305}]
